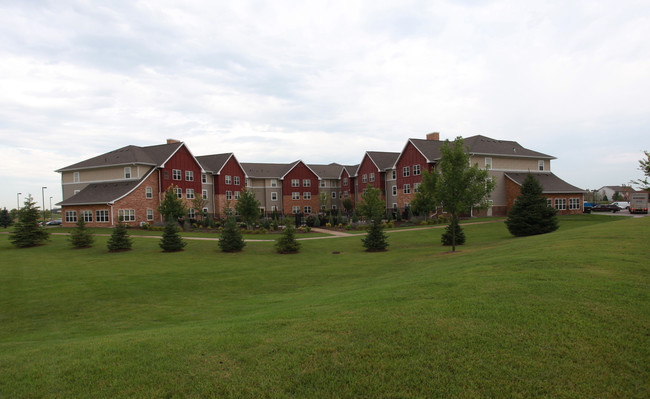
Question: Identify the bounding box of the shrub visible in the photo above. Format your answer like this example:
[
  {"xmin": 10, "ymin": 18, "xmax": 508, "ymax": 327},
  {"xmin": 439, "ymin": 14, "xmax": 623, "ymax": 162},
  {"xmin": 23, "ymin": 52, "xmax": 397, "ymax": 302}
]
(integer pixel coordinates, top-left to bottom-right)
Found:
[
  {"xmin": 275, "ymin": 224, "xmax": 301, "ymax": 254},
  {"xmin": 69, "ymin": 219, "xmax": 94, "ymax": 249},
  {"xmin": 218, "ymin": 217, "xmax": 246, "ymax": 252},
  {"xmin": 107, "ymin": 222, "xmax": 133, "ymax": 252},
  {"xmin": 159, "ymin": 222, "xmax": 186, "ymax": 252}
]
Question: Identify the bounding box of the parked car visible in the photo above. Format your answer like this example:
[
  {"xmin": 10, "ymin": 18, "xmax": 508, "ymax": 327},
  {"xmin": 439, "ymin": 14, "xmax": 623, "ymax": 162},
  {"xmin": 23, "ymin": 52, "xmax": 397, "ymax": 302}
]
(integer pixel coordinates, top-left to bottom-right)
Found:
[
  {"xmin": 611, "ymin": 201, "xmax": 630, "ymax": 210},
  {"xmin": 590, "ymin": 204, "xmax": 621, "ymax": 213},
  {"xmin": 45, "ymin": 219, "xmax": 62, "ymax": 225}
]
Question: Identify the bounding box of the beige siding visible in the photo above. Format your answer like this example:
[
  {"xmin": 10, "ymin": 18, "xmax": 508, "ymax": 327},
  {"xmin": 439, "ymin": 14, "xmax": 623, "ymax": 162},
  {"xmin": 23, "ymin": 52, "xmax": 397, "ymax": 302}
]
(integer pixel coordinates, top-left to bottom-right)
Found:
[
  {"xmin": 471, "ymin": 156, "xmax": 549, "ymax": 172},
  {"xmin": 62, "ymin": 165, "xmax": 153, "ymax": 184}
]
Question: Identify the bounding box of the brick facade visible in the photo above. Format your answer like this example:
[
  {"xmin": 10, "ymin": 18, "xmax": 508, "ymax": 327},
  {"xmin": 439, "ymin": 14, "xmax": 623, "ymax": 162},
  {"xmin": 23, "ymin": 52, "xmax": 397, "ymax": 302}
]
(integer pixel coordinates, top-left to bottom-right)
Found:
[{"xmin": 505, "ymin": 178, "xmax": 583, "ymax": 215}]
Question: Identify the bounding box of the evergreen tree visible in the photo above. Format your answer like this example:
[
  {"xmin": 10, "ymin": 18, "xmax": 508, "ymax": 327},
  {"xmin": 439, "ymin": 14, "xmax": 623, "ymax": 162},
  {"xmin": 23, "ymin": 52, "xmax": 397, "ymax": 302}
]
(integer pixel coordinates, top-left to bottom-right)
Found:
[
  {"xmin": 69, "ymin": 218, "xmax": 94, "ymax": 248},
  {"xmin": 10, "ymin": 195, "xmax": 50, "ymax": 248},
  {"xmin": 107, "ymin": 222, "xmax": 133, "ymax": 252},
  {"xmin": 158, "ymin": 186, "xmax": 188, "ymax": 223},
  {"xmin": 275, "ymin": 224, "xmax": 301, "ymax": 254},
  {"xmin": 218, "ymin": 217, "xmax": 246, "ymax": 252},
  {"xmin": 362, "ymin": 219, "xmax": 389, "ymax": 252},
  {"xmin": 441, "ymin": 217, "xmax": 466, "ymax": 246},
  {"xmin": 159, "ymin": 221, "xmax": 186, "ymax": 252},
  {"xmin": 0, "ymin": 207, "xmax": 13, "ymax": 228},
  {"xmin": 506, "ymin": 173, "xmax": 559, "ymax": 237}
]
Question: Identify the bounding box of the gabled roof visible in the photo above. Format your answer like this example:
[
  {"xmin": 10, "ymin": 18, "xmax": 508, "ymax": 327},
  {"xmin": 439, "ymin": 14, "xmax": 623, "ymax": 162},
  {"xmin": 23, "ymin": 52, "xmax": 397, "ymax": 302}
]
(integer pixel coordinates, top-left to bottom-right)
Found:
[
  {"xmin": 397, "ymin": 139, "xmax": 445, "ymax": 165},
  {"xmin": 308, "ymin": 163, "xmax": 346, "ymax": 179},
  {"xmin": 504, "ymin": 172, "xmax": 584, "ymax": 193},
  {"xmin": 240, "ymin": 161, "xmax": 298, "ymax": 179},
  {"xmin": 365, "ymin": 151, "xmax": 400, "ymax": 172},
  {"xmin": 58, "ymin": 179, "xmax": 143, "ymax": 206},
  {"xmin": 196, "ymin": 153, "xmax": 240, "ymax": 175},
  {"xmin": 56, "ymin": 142, "xmax": 184, "ymax": 172},
  {"xmin": 464, "ymin": 135, "xmax": 555, "ymax": 159},
  {"xmin": 344, "ymin": 164, "xmax": 360, "ymax": 177}
]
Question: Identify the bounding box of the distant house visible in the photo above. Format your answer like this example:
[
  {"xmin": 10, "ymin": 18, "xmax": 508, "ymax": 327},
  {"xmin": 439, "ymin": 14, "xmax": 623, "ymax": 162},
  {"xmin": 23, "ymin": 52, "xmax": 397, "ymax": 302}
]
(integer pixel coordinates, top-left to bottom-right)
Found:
[
  {"xmin": 56, "ymin": 139, "xmax": 204, "ymax": 227},
  {"xmin": 596, "ymin": 186, "xmax": 633, "ymax": 202}
]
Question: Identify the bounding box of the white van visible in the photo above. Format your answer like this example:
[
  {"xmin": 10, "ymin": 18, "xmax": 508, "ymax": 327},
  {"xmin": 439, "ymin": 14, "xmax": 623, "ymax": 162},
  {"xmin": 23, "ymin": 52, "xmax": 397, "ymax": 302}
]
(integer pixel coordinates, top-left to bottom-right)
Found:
[{"xmin": 611, "ymin": 201, "xmax": 630, "ymax": 210}]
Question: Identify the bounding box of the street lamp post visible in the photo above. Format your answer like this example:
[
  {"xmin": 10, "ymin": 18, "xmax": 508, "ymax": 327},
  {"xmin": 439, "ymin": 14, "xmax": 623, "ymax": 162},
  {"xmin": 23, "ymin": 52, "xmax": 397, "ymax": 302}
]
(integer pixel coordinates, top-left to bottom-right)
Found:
[
  {"xmin": 42, "ymin": 186, "xmax": 47, "ymax": 223},
  {"xmin": 17, "ymin": 192, "xmax": 21, "ymax": 210},
  {"xmin": 49, "ymin": 197, "xmax": 53, "ymax": 219}
]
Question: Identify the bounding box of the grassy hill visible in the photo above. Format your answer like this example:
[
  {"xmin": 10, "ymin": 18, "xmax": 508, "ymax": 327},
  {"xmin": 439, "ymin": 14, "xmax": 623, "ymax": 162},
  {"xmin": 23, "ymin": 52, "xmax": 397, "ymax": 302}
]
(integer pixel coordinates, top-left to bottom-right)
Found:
[{"xmin": 1, "ymin": 216, "xmax": 648, "ymax": 398}]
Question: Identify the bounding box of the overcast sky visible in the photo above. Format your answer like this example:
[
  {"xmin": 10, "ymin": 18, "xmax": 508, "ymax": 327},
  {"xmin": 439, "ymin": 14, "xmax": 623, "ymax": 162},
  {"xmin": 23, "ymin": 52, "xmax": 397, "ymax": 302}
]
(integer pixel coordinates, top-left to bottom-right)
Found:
[{"xmin": 1, "ymin": 0, "xmax": 649, "ymax": 210}]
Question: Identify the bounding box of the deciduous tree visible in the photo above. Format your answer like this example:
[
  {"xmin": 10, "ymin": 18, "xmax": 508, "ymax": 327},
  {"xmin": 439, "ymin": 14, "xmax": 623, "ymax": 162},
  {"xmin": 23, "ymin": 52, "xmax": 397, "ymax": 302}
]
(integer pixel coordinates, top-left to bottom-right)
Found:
[
  {"xmin": 631, "ymin": 150, "xmax": 650, "ymax": 191},
  {"xmin": 437, "ymin": 138, "xmax": 496, "ymax": 252},
  {"xmin": 411, "ymin": 169, "xmax": 439, "ymax": 220},
  {"xmin": 235, "ymin": 188, "xmax": 260, "ymax": 229}
]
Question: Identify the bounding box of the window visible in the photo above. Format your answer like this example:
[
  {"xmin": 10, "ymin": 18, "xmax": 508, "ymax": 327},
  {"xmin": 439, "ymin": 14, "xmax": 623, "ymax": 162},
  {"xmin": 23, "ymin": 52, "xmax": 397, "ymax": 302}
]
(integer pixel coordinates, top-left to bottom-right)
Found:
[
  {"xmin": 202, "ymin": 189, "xmax": 208, "ymax": 199},
  {"xmin": 292, "ymin": 192, "xmax": 300, "ymax": 200},
  {"xmin": 555, "ymin": 198, "xmax": 567, "ymax": 210},
  {"xmin": 147, "ymin": 209, "xmax": 154, "ymax": 221},
  {"xmin": 292, "ymin": 179, "xmax": 299, "ymax": 187},
  {"xmin": 392, "ymin": 185, "xmax": 397, "ymax": 196},
  {"xmin": 332, "ymin": 205, "xmax": 337, "ymax": 210},
  {"xmin": 188, "ymin": 208, "xmax": 195, "ymax": 218},
  {"xmin": 185, "ymin": 171, "xmax": 194, "ymax": 181},
  {"xmin": 186, "ymin": 189, "xmax": 194, "ymax": 199},
  {"xmin": 271, "ymin": 192, "xmax": 278, "ymax": 201},
  {"xmin": 343, "ymin": 177, "xmax": 348, "ymax": 186},
  {"xmin": 118, "ymin": 209, "xmax": 136, "ymax": 222},
  {"xmin": 362, "ymin": 174, "xmax": 367, "ymax": 183},
  {"xmin": 304, "ymin": 206, "xmax": 312, "ymax": 214},
  {"xmin": 331, "ymin": 192, "xmax": 337, "ymax": 199},
  {"xmin": 176, "ymin": 188, "xmax": 183, "ymax": 199},
  {"xmin": 403, "ymin": 166, "xmax": 410, "ymax": 177},
  {"xmin": 292, "ymin": 206, "xmax": 300, "ymax": 214},
  {"xmin": 271, "ymin": 179, "xmax": 278, "ymax": 187},
  {"xmin": 369, "ymin": 173, "xmax": 375, "ymax": 182},
  {"xmin": 538, "ymin": 160, "xmax": 545, "ymax": 171},
  {"xmin": 202, "ymin": 173, "xmax": 207, "ymax": 183},
  {"xmin": 413, "ymin": 165, "xmax": 421, "ymax": 176},
  {"xmin": 80, "ymin": 210, "xmax": 92, "ymax": 222},
  {"xmin": 65, "ymin": 211, "xmax": 77, "ymax": 223},
  {"xmin": 202, "ymin": 207, "xmax": 208, "ymax": 214},
  {"xmin": 344, "ymin": 191, "xmax": 349, "ymax": 198},
  {"xmin": 414, "ymin": 183, "xmax": 421, "ymax": 193},
  {"xmin": 145, "ymin": 187, "xmax": 153, "ymax": 199},
  {"xmin": 271, "ymin": 205, "xmax": 279, "ymax": 212},
  {"xmin": 226, "ymin": 191, "xmax": 232, "ymax": 200},
  {"xmin": 547, "ymin": 198, "xmax": 553, "ymax": 208},
  {"xmin": 74, "ymin": 190, "xmax": 80, "ymax": 195},
  {"xmin": 234, "ymin": 191, "xmax": 240, "ymax": 200},
  {"xmin": 391, "ymin": 170, "xmax": 396, "ymax": 180},
  {"xmin": 485, "ymin": 157, "xmax": 492, "ymax": 170},
  {"xmin": 234, "ymin": 176, "xmax": 240, "ymax": 185},
  {"xmin": 320, "ymin": 180, "xmax": 326, "ymax": 188},
  {"xmin": 124, "ymin": 167, "xmax": 132, "ymax": 179},
  {"xmin": 164, "ymin": 171, "xmax": 169, "ymax": 180},
  {"xmin": 392, "ymin": 203, "xmax": 398, "ymax": 209},
  {"xmin": 225, "ymin": 175, "xmax": 232, "ymax": 184},
  {"xmin": 73, "ymin": 172, "xmax": 80, "ymax": 183},
  {"xmin": 96, "ymin": 210, "xmax": 109, "ymax": 223},
  {"xmin": 172, "ymin": 169, "xmax": 181, "ymax": 180},
  {"xmin": 569, "ymin": 198, "xmax": 580, "ymax": 210},
  {"xmin": 303, "ymin": 192, "xmax": 311, "ymax": 200},
  {"xmin": 403, "ymin": 184, "xmax": 411, "ymax": 194},
  {"xmin": 303, "ymin": 179, "xmax": 311, "ymax": 187}
]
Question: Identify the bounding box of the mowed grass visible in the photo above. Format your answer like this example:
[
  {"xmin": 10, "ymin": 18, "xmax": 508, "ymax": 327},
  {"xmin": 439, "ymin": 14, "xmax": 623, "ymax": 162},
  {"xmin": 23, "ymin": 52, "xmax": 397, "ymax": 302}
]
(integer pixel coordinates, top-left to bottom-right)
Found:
[{"xmin": 0, "ymin": 215, "xmax": 648, "ymax": 398}]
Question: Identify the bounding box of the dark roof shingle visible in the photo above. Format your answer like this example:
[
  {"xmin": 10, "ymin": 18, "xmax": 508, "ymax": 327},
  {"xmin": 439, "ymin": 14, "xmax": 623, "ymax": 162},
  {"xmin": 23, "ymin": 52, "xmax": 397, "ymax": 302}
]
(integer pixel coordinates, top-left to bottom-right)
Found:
[{"xmin": 505, "ymin": 172, "xmax": 584, "ymax": 193}]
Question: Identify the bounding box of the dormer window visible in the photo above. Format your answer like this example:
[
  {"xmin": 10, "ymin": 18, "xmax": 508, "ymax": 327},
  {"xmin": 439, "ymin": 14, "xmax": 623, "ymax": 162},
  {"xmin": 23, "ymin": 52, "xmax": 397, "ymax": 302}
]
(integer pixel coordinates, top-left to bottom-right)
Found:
[
  {"xmin": 538, "ymin": 160, "xmax": 544, "ymax": 171},
  {"xmin": 124, "ymin": 167, "xmax": 132, "ymax": 179},
  {"xmin": 73, "ymin": 172, "xmax": 80, "ymax": 183}
]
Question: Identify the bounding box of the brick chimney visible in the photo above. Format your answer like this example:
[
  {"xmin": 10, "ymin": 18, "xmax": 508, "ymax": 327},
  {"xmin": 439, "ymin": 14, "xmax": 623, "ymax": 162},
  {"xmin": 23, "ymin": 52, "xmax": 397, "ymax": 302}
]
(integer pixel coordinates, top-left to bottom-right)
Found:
[
  {"xmin": 167, "ymin": 139, "xmax": 181, "ymax": 144},
  {"xmin": 426, "ymin": 132, "xmax": 440, "ymax": 141}
]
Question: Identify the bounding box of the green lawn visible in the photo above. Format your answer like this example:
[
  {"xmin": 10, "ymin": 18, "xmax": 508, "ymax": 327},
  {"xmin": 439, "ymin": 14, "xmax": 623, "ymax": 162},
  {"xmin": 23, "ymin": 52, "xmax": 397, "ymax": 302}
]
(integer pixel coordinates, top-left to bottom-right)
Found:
[{"xmin": 1, "ymin": 215, "xmax": 648, "ymax": 398}]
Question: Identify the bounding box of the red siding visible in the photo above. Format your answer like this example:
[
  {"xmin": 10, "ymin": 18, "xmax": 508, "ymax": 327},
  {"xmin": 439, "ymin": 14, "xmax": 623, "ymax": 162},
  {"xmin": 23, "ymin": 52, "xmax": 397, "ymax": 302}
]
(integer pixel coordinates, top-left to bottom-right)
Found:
[
  {"xmin": 160, "ymin": 145, "xmax": 202, "ymax": 195},
  {"xmin": 395, "ymin": 142, "xmax": 432, "ymax": 208},
  {"xmin": 215, "ymin": 156, "xmax": 246, "ymax": 195},
  {"xmin": 282, "ymin": 162, "xmax": 319, "ymax": 214},
  {"xmin": 357, "ymin": 154, "xmax": 382, "ymax": 192}
]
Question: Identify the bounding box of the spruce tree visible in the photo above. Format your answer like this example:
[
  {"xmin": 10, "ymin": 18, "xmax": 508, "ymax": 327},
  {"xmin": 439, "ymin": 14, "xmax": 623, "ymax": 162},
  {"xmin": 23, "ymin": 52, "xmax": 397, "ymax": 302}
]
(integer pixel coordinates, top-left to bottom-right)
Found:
[
  {"xmin": 506, "ymin": 173, "xmax": 559, "ymax": 237},
  {"xmin": 218, "ymin": 217, "xmax": 245, "ymax": 252},
  {"xmin": 69, "ymin": 218, "xmax": 94, "ymax": 248},
  {"xmin": 362, "ymin": 219, "xmax": 389, "ymax": 252},
  {"xmin": 159, "ymin": 221, "xmax": 186, "ymax": 252},
  {"xmin": 107, "ymin": 222, "xmax": 133, "ymax": 252},
  {"xmin": 441, "ymin": 217, "xmax": 466, "ymax": 246},
  {"xmin": 0, "ymin": 207, "xmax": 13, "ymax": 228},
  {"xmin": 10, "ymin": 195, "xmax": 50, "ymax": 248},
  {"xmin": 275, "ymin": 224, "xmax": 301, "ymax": 254}
]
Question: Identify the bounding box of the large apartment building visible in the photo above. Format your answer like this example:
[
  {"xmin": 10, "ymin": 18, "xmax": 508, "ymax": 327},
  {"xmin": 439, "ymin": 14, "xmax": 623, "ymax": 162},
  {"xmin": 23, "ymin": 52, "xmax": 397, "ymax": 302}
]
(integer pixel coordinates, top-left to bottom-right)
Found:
[{"xmin": 56, "ymin": 133, "xmax": 584, "ymax": 227}]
